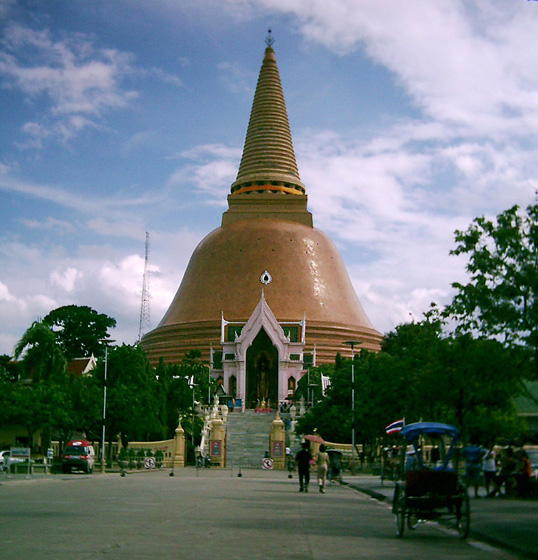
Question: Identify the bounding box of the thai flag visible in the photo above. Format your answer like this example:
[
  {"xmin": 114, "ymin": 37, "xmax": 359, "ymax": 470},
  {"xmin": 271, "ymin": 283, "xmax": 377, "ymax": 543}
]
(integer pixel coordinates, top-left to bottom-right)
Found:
[{"xmin": 385, "ymin": 418, "xmax": 405, "ymax": 435}]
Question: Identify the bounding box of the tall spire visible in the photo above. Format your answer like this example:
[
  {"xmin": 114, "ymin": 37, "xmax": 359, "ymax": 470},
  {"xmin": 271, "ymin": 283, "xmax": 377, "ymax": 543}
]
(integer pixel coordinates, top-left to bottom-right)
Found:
[{"xmin": 230, "ymin": 33, "xmax": 305, "ymax": 197}]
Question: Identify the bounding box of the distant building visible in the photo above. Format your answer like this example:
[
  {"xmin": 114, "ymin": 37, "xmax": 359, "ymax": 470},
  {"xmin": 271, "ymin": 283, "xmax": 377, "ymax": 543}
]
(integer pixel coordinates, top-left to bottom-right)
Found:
[
  {"xmin": 141, "ymin": 38, "xmax": 383, "ymax": 410},
  {"xmin": 66, "ymin": 356, "xmax": 97, "ymax": 377}
]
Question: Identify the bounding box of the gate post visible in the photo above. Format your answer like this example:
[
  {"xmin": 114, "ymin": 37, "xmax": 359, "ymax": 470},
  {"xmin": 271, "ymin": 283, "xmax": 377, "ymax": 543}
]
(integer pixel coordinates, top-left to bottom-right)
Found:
[
  {"xmin": 173, "ymin": 420, "xmax": 186, "ymax": 468},
  {"xmin": 209, "ymin": 417, "xmax": 225, "ymax": 467},
  {"xmin": 270, "ymin": 413, "xmax": 286, "ymax": 469}
]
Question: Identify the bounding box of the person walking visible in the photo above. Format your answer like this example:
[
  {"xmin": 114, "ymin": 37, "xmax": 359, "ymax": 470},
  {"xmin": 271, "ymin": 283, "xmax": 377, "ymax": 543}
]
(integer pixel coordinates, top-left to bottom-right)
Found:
[
  {"xmin": 295, "ymin": 443, "xmax": 312, "ymax": 493},
  {"xmin": 463, "ymin": 440, "xmax": 484, "ymax": 498},
  {"xmin": 488, "ymin": 447, "xmax": 517, "ymax": 498},
  {"xmin": 516, "ymin": 450, "xmax": 532, "ymax": 498},
  {"xmin": 482, "ymin": 446, "xmax": 497, "ymax": 495},
  {"xmin": 316, "ymin": 444, "xmax": 331, "ymax": 493}
]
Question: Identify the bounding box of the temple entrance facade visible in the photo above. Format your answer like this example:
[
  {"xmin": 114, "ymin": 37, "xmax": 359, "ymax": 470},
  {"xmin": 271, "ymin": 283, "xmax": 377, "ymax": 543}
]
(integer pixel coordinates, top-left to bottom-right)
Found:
[
  {"xmin": 246, "ymin": 329, "xmax": 278, "ymax": 408},
  {"xmin": 213, "ymin": 292, "xmax": 308, "ymax": 411}
]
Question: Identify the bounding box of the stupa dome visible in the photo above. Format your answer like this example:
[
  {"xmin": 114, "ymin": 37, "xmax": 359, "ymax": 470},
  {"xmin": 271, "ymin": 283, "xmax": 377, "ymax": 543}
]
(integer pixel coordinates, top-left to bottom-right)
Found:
[{"xmin": 141, "ymin": 35, "xmax": 382, "ymax": 381}]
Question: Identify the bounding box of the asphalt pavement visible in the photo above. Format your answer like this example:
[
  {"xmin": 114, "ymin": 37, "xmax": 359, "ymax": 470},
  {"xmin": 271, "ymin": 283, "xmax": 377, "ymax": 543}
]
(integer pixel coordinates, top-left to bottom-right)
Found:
[{"xmin": 1, "ymin": 469, "xmax": 537, "ymax": 559}]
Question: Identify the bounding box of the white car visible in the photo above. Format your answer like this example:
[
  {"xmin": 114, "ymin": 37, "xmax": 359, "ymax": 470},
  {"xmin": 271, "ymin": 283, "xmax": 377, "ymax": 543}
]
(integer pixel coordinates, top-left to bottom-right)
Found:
[{"xmin": 0, "ymin": 450, "xmax": 26, "ymax": 472}]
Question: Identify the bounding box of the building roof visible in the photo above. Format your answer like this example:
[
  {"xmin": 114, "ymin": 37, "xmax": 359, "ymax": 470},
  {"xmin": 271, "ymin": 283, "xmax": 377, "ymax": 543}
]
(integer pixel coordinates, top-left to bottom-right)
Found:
[{"xmin": 66, "ymin": 355, "xmax": 97, "ymax": 377}]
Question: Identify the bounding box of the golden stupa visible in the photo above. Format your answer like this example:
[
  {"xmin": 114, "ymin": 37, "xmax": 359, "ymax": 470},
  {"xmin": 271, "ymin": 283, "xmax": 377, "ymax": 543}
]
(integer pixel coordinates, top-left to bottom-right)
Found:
[{"xmin": 141, "ymin": 36, "xmax": 382, "ymax": 409}]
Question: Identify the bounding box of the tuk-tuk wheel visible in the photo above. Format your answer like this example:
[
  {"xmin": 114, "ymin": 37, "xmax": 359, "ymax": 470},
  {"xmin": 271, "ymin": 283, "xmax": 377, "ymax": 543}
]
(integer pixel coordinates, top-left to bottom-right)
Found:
[
  {"xmin": 393, "ymin": 483, "xmax": 406, "ymax": 538},
  {"xmin": 407, "ymin": 514, "xmax": 418, "ymax": 530},
  {"xmin": 456, "ymin": 486, "xmax": 470, "ymax": 539}
]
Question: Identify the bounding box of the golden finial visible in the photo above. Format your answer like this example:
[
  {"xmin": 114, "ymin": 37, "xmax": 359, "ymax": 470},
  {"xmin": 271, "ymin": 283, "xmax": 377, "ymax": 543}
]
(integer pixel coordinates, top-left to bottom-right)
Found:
[{"xmin": 266, "ymin": 28, "xmax": 274, "ymax": 47}]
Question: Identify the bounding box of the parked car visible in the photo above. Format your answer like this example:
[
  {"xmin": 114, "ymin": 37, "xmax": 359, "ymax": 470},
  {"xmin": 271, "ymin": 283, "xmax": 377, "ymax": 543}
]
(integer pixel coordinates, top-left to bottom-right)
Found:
[
  {"xmin": 0, "ymin": 450, "xmax": 26, "ymax": 472},
  {"xmin": 62, "ymin": 440, "xmax": 95, "ymax": 474}
]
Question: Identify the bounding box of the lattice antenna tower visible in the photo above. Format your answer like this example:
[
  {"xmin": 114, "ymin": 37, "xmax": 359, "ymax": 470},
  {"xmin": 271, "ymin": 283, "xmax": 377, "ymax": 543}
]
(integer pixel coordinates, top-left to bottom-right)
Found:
[{"xmin": 137, "ymin": 231, "xmax": 151, "ymax": 343}]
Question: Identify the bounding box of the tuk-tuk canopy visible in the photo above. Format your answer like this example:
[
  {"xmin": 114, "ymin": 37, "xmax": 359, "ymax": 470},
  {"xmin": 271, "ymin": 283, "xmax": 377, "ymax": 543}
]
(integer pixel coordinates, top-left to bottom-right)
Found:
[{"xmin": 400, "ymin": 422, "xmax": 460, "ymax": 442}]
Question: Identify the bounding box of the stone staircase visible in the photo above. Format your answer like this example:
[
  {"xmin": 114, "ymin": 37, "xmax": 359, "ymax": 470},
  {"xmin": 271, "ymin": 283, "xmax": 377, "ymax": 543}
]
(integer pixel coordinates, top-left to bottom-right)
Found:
[{"xmin": 225, "ymin": 410, "xmax": 277, "ymax": 467}]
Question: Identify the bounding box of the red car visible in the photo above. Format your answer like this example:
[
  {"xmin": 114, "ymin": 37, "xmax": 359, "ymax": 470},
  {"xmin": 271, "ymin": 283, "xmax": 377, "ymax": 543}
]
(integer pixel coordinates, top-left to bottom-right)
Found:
[{"xmin": 62, "ymin": 440, "xmax": 96, "ymax": 474}]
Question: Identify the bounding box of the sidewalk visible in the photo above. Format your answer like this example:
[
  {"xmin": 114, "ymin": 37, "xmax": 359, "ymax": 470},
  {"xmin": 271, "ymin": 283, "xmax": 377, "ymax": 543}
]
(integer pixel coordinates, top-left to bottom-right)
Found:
[{"xmin": 345, "ymin": 474, "xmax": 538, "ymax": 560}]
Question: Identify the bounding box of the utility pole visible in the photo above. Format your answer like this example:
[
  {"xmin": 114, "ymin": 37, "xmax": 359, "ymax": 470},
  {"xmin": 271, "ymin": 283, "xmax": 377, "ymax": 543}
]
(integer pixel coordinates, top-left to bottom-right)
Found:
[{"xmin": 344, "ymin": 340, "xmax": 361, "ymax": 474}]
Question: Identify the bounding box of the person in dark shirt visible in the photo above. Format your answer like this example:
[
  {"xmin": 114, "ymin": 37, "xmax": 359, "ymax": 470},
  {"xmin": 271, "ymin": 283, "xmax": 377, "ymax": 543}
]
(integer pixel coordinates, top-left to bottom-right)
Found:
[
  {"xmin": 488, "ymin": 447, "xmax": 517, "ymax": 498},
  {"xmin": 295, "ymin": 443, "xmax": 312, "ymax": 493}
]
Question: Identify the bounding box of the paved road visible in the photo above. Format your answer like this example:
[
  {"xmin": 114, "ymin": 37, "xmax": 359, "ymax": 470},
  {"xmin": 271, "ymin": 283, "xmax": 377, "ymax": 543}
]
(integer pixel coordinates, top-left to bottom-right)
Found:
[{"xmin": 0, "ymin": 469, "xmax": 531, "ymax": 560}]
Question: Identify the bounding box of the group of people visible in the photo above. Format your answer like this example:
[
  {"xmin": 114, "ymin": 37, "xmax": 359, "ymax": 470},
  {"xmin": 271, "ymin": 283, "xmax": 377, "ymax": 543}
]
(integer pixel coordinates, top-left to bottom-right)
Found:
[
  {"xmin": 294, "ymin": 443, "xmax": 332, "ymax": 493},
  {"xmin": 464, "ymin": 442, "xmax": 532, "ymax": 498}
]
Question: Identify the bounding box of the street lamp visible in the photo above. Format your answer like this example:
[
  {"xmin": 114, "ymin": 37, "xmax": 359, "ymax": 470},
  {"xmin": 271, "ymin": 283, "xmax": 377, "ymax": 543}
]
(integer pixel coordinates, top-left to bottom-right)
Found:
[
  {"xmin": 99, "ymin": 339, "xmax": 116, "ymax": 473},
  {"xmin": 208, "ymin": 365, "xmax": 212, "ymax": 406},
  {"xmin": 208, "ymin": 346, "xmax": 213, "ymax": 406},
  {"xmin": 344, "ymin": 340, "xmax": 361, "ymax": 474},
  {"xmin": 189, "ymin": 378, "xmax": 198, "ymax": 448},
  {"xmin": 306, "ymin": 367, "xmax": 313, "ymax": 407}
]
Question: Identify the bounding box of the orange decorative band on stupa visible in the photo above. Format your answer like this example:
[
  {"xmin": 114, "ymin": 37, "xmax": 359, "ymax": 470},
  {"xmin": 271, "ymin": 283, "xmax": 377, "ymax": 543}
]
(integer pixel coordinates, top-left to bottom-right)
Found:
[{"xmin": 232, "ymin": 184, "xmax": 304, "ymax": 195}]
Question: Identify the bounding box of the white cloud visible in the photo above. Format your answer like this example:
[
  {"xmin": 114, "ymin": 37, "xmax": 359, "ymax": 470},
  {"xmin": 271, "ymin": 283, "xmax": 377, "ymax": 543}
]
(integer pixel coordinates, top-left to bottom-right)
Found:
[
  {"xmin": 0, "ymin": 25, "xmax": 136, "ymax": 112},
  {"xmin": 135, "ymin": 66, "xmax": 184, "ymax": 88},
  {"xmin": 21, "ymin": 216, "xmax": 75, "ymax": 233},
  {"xmin": 167, "ymin": 143, "xmax": 241, "ymax": 205},
  {"xmin": 218, "ymin": 61, "xmax": 255, "ymax": 94},
  {"xmin": 264, "ymin": 0, "xmax": 538, "ymax": 137},
  {"xmin": 0, "ymin": 23, "xmax": 184, "ymax": 144},
  {"xmin": 50, "ymin": 267, "xmax": 83, "ymax": 292},
  {"xmin": 99, "ymin": 254, "xmax": 145, "ymax": 297},
  {"xmin": 87, "ymin": 217, "xmax": 147, "ymax": 240},
  {"xmin": 0, "ymin": 226, "xmax": 198, "ymax": 348},
  {"xmin": 0, "ymin": 283, "xmax": 59, "ymax": 353},
  {"xmin": 0, "ymin": 281, "xmax": 16, "ymax": 302},
  {"xmin": 2, "ymin": 0, "xmax": 537, "ymax": 354}
]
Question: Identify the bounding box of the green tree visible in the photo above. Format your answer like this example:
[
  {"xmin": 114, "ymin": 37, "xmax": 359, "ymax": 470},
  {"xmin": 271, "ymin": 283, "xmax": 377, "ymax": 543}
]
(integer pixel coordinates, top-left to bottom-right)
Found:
[
  {"xmin": 43, "ymin": 305, "xmax": 116, "ymax": 360},
  {"xmin": 13, "ymin": 321, "xmax": 67, "ymax": 382},
  {"xmin": 156, "ymin": 359, "xmax": 194, "ymax": 440},
  {"xmin": 445, "ymin": 204, "xmax": 537, "ymax": 370},
  {"xmin": 382, "ymin": 320, "xmax": 526, "ymax": 442},
  {"xmin": 94, "ymin": 345, "xmax": 163, "ymax": 452},
  {"xmin": 47, "ymin": 373, "xmax": 102, "ymax": 445},
  {"xmin": 294, "ymin": 361, "xmax": 348, "ymax": 443},
  {"xmin": 10, "ymin": 310, "xmax": 115, "ymax": 449},
  {"xmin": 0, "ymin": 357, "xmax": 18, "ymax": 433},
  {"xmin": 0, "ymin": 355, "xmax": 20, "ymax": 383},
  {"xmin": 295, "ymin": 319, "xmax": 526, "ymax": 448},
  {"xmin": 381, "ymin": 319, "xmax": 447, "ymax": 423},
  {"xmin": 294, "ymin": 363, "xmax": 331, "ymax": 407},
  {"xmin": 438, "ymin": 335, "xmax": 525, "ymax": 442},
  {"xmin": 9, "ymin": 382, "xmax": 50, "ymax": 448},
  {"xmin": 155, "ymin": 351, "xmax": 215, "ymax": 443}
]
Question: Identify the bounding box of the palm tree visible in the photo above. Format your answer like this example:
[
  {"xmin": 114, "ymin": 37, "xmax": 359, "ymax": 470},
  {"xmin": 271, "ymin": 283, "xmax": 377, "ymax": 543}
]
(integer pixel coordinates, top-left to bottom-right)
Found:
[{"xmin": 14, "ymin": 321, "xmax": 67, "ymax": 382}]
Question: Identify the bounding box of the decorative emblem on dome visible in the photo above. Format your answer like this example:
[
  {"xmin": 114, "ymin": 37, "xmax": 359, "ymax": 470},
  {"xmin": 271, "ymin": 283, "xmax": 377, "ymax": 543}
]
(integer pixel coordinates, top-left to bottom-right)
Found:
[{"xmin": 260, "ymin": 270, "xmax": 272, "ymax": 285}]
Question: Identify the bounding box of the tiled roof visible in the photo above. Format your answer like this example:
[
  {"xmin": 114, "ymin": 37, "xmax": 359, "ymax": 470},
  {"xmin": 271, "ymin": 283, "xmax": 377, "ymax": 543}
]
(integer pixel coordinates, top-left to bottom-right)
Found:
[{"xmin": 67, "ymin": 356, "xmax": 97, "ymax": 377}]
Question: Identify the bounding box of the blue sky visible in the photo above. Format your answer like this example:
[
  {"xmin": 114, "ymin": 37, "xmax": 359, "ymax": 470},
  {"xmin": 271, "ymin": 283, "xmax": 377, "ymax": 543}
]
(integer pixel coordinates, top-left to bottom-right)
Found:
[{"xmin": 1, "ymin": 0, "xmax": 537, "ymax": 355}]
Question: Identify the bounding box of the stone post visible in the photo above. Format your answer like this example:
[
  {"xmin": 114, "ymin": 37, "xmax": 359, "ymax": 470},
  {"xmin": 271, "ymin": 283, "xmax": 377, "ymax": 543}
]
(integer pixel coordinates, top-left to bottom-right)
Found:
[
  {"xmin": 299, "ymin": 396, "xmax": 306, "ymax": 417},
  {"xmin": 270, "ymin": 413, "xmax": 286, "ymax": 469},
  {"xmin": 172, "ymin": 420, "xmax": 186, "ymax": 468},
  {"xmin": 209, "ymin": 417, "xmax": 225, "ymax": 468}
]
